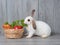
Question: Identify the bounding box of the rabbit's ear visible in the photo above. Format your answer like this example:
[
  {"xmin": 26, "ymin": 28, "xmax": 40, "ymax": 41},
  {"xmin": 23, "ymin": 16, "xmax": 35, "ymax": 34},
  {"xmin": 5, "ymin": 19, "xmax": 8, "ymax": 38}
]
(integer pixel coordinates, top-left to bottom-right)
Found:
[
  {"xmin": 32, "ymin": 20, "xmax": 36, "ymax": 30},
  {"xmin": 31, "ymin": 9, "xmax": 35, "ymax": 17}
]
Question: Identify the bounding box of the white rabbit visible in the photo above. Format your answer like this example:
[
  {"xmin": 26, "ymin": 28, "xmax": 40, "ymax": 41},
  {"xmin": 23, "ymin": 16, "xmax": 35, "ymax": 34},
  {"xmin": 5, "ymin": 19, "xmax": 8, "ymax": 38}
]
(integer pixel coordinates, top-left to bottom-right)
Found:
[{"xmin": 24, "ymin": 9, "xmax": 51, "ymax": 38}]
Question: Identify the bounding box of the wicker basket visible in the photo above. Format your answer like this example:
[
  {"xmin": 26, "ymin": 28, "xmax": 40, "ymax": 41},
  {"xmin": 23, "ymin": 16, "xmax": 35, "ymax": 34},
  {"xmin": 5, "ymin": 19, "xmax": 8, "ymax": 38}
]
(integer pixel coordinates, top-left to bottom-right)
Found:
[{"xmin": 4, "ymin": 29, "xmax": 24, "ymax": 39}]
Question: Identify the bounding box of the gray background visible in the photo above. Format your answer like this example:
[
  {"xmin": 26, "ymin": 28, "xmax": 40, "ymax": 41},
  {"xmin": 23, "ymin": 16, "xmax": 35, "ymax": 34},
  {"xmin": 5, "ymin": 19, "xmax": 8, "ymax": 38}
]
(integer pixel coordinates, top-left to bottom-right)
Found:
[{"xmin": 0, "ymin": 0, "xmax": 60, "ymax": 33}]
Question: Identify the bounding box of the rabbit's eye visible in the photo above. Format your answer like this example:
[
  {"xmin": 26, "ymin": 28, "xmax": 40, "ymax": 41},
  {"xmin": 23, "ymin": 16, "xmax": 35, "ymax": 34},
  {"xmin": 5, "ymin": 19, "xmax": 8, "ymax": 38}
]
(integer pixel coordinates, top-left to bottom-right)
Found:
[{"xmin": 28, "ymin": 19, "xmax": 30, "ymax": 21}]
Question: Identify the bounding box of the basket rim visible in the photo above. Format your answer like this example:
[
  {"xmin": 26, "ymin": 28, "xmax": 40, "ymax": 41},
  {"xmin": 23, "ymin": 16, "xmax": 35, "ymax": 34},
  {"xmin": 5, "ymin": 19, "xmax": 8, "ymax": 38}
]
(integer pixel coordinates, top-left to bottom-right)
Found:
[{"xmin": 4, "ymin": 28, "xmax": 24, "ymax": 34}]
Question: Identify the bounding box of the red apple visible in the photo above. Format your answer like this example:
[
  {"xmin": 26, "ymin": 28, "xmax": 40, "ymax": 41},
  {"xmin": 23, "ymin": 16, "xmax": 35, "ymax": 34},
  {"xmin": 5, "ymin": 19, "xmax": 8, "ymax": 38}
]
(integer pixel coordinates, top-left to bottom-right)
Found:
[{"xmin": 14, "ymin": 26, "xmax": 23, "ymax": 29}]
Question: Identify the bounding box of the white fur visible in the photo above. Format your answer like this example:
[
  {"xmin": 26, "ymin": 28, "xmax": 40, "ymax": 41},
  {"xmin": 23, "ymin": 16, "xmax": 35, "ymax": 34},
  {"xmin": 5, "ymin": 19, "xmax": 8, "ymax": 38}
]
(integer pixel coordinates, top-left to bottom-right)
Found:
[
  {"xmin": 35, "ymin": 21, "xmax": 51, "ymax": 38},
  {"xmin": 26, "ymin": 24, "xmax": 35, "ymax": 38},
  {"xmin": 24, "ymin": 16, "xmax": 51, "ymax": 38}
]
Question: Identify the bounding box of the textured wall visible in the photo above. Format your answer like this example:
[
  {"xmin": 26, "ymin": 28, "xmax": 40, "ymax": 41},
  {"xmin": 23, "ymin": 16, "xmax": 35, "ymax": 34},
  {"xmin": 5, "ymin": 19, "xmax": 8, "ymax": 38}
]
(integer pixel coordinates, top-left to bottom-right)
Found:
[
  {"xmin": 38, "ymin": 0, "xmax": 60, "ymax": 33},
  {"xmin": 0, "ymin": 0, "xmax": 60, "ymax": 33}
]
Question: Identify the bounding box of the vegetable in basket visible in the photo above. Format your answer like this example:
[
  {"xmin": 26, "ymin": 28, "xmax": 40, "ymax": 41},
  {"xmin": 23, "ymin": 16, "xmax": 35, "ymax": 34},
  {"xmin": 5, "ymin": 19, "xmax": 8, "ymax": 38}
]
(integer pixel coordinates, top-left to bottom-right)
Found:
[
  {"xmin": 3, "ymin": 22, "xmax": 11, "ymax": 29},
  {"xmin": 2, "ymin": 19, "xmax": 27, "ymax": 29}
]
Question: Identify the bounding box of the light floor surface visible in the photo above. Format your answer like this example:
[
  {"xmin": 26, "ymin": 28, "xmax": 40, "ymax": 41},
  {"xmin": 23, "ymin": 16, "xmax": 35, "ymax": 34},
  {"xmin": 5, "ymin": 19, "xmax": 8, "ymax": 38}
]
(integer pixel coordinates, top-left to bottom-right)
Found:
[{"xmin": 0, "ymin": 33, "xmax": 60, "ymax": 45}]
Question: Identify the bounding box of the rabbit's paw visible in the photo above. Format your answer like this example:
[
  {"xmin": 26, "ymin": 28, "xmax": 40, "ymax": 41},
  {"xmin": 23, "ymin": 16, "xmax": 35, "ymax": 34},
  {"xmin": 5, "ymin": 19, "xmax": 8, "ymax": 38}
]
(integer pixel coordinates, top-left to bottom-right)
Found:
[
  {"xmin": 26, "ymin": 36, "xmax": 32, "ymax": 38},
  {"xmin": 41, "ymin": 35, "xmax": 48, "ymax": 39}
]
